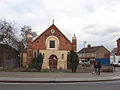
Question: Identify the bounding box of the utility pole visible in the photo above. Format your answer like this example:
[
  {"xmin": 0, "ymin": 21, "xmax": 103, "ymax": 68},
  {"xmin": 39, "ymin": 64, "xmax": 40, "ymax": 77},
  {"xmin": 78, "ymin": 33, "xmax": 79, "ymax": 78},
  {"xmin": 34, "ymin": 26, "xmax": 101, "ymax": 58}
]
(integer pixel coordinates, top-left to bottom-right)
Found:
[
  {"xmin": 84, "ymin": 41, "xmax": 86, "ymax": 60},
  {"xmin": 113, "ymin": 54, "xmax": 115, "ymax": 72}
]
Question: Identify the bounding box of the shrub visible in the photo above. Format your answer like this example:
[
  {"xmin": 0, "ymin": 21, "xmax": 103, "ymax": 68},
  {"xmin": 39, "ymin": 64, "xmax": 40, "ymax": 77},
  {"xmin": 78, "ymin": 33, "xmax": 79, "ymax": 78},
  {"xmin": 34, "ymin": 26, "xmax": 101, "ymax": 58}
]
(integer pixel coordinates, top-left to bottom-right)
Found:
[
  {"xmin": 29, "ymin": 53, "xmax": 43, "ymax": 71},
  {"xmin": 67, "ymin": 50, "xmax": 79, "ymax": 72}
]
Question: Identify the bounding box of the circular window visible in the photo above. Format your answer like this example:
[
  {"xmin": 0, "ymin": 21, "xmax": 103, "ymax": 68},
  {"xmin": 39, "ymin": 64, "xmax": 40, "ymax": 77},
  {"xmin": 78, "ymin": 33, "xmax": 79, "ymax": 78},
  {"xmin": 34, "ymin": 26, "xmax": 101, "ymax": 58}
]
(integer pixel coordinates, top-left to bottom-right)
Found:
[{"xmin": 51, "ymin": 29, "xmax": 55, "ymax": 34}]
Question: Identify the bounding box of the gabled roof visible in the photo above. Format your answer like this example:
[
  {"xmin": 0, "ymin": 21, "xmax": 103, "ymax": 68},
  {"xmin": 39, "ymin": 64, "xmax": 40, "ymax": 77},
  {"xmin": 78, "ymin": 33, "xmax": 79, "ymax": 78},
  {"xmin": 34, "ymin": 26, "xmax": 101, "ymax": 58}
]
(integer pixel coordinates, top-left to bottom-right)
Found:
[
  {"xmin": 117, "ymin": 38, "xmax": 120, "ymax": 41},
  {"xmin": 0, "ymin": 44, "xmax": 19, "ymax": 53},
  {"xmin": 78, "ymin": 46, "xmax": 104, "ymax": 53},
  {"xmin": 32, "ymin": 24, "xmax": 72, "ymax": 44}
]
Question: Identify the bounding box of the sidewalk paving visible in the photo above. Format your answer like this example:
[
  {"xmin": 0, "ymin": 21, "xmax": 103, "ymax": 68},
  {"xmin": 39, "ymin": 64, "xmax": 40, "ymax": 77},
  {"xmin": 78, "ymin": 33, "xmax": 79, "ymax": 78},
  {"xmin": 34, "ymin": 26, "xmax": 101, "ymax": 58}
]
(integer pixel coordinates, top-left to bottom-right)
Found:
[
  {"xmin": 0, "ymin": 71, "xmax": 120, "ymax": 83},
  {"xmin": 0, "ymin": 67, "xmax": 119, "ymax": 83}
]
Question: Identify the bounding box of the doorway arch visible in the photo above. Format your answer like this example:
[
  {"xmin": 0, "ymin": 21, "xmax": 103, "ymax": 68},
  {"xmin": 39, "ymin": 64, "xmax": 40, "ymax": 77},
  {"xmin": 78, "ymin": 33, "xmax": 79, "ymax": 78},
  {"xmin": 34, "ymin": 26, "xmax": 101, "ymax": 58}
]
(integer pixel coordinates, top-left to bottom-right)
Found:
[{"xmin": 49, "ymin": 55, "xmax": 58, "ymax": 69}]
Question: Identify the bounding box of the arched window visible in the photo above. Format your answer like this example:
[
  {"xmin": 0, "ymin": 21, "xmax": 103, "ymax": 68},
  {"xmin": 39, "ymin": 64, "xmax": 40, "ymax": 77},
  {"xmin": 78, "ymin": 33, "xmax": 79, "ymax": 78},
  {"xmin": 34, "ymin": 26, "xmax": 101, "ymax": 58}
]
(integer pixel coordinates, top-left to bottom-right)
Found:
[
  {"xmin": 68, "ymin": 52, "xmax": 70, "ymax": 54},
  {"xmin": 37, "ymin": 50, "xmax": 39, "ymax": 54},
  {"xmin": 45, "ymin": 36, "xmax": 59, "ymax": 50},
  {"xmin": 33, "ymin": 50, "xmax": 37, "ymax": 58},
  {"xmin": 62, "ymin": 54, "xmax": 64, "ymax": 59},
  {"xmin": 43, "ymin": 53, "xmax": 45, "ymax": 59},
  {"xmin": 50, "ymin": 40, "xmax": 55, "ymax": 48}
]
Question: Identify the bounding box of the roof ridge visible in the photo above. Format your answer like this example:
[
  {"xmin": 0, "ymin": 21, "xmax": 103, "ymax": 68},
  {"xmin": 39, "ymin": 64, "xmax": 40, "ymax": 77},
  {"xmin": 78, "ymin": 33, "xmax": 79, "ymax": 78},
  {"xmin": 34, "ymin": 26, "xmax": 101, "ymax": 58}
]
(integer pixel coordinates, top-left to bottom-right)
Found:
[
  {"xmin": 32, "ymin": 24, "xmax": 72, "ymax": 44},
  {"xmin": 78, "ymin": 45, "xmax": 104, "ymax": 53}
]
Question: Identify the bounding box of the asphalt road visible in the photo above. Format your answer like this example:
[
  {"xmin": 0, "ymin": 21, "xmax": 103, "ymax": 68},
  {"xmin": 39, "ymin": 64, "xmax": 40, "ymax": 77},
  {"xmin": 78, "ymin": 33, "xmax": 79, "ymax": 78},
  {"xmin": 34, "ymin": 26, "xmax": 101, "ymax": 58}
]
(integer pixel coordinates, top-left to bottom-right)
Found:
[{"xmin": 0, "ymin": 81, "xmax": 120, "ymax": 90}]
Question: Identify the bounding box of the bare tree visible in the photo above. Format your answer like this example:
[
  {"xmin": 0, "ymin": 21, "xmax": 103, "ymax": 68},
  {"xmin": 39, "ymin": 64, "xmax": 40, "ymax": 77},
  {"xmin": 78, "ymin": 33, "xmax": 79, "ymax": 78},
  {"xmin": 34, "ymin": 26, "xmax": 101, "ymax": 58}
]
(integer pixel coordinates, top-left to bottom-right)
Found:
[
  {"xmin": 20, "ymin": 25, "xmax": 37, "ymax": 47},
  {"xmin": 0, "ymin": 20, "xmax": 18, "ymax": 50}
]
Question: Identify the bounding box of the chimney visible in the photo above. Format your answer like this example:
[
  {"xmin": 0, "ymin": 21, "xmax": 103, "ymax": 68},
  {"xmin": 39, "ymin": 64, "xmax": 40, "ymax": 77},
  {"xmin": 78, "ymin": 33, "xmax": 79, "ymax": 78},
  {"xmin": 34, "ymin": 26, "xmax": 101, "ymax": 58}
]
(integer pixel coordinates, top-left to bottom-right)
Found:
[
  {"xmin": 72, "ymin": 34, "xmax": 77, "ymax": 52},
  {"xmin": 87, "ymin": 44, "xmax": 91, "ymax": 48}
]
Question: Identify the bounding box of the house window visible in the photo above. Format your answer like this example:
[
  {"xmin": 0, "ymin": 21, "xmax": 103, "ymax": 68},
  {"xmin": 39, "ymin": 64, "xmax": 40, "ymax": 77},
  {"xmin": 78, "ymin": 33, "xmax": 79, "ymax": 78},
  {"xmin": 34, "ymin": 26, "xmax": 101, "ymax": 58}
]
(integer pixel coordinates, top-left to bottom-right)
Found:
[
  {"xmin": 33, "ymin": 50, "xmax": 37, "ymax": 58},
  {"xmin": 50, "ymin": 40, "xmax": 55, "ymax": 48},
  {"xmin": 62, "ymin": 54, "xmax": 64, "ymax": 59}
]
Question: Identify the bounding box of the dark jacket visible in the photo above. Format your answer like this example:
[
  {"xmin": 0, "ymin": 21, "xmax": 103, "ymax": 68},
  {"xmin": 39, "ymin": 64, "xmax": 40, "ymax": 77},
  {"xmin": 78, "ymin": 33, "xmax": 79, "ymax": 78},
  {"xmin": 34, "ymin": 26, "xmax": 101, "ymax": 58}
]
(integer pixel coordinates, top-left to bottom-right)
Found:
[{"xmin": 96, "ymin": 62, "xmax": 101, "ymax": 68}]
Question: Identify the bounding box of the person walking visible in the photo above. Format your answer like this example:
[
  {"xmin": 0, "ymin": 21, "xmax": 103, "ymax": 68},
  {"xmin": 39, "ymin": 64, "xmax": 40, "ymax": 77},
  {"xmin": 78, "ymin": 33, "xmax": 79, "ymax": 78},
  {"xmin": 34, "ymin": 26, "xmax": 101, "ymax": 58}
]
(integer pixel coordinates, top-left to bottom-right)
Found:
[
  {"xmin": 93, "ymin": 61, "xmax": 97, "ymax": 74},
  {"xmin": 96, "ymin": 61, "xmax": 101, "ymax": 75}
]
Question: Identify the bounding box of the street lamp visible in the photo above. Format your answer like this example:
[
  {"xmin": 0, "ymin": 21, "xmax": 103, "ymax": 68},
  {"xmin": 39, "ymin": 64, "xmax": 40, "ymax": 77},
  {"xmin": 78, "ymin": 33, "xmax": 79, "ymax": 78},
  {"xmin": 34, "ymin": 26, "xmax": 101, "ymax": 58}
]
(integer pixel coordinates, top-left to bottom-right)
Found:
[
  {"xmin": 82, "ymin": 41, "xmax": 87, "ymax": 65},
  {"xmin": 113, "ymin": 53, "xmax": 116, "ymax": 72},
  {"xmin": 84, "ymin": 41, "xmax": 86, "ymax": 48},
  {"xmin": 84, "ymin": 41, "xmax": 86, "ymax": 58}
]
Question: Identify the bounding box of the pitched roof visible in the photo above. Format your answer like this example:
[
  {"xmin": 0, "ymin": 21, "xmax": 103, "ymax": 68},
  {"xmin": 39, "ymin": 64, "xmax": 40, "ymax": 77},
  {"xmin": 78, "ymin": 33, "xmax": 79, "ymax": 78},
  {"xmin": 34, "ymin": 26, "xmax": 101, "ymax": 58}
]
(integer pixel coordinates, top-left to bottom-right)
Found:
[
  {"xmin": 78, "ymin": 46, "xmax": 104, "ymax": 53},
  {"xmin": 0, "ymin": 44, "xmax": 19, "ymax": 53},
  {"xmin": 32, "ymin": 24, "xmax": 72, "ymax": 44},
  {"xmin": 117, "ymin": 38, "xmax": 120, "ymax": 41}
]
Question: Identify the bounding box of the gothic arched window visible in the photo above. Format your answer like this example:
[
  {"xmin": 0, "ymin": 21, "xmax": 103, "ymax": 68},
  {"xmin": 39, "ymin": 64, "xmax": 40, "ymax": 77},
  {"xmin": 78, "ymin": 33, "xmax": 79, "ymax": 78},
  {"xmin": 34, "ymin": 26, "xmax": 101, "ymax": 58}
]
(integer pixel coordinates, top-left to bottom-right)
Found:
[
  {"xmin": 33, "ymin": 50, "xmax": 37, "ymax": 58},
  {"xmin": 62, "ymin": 54, "xmax": 64, "ymax": 59}
]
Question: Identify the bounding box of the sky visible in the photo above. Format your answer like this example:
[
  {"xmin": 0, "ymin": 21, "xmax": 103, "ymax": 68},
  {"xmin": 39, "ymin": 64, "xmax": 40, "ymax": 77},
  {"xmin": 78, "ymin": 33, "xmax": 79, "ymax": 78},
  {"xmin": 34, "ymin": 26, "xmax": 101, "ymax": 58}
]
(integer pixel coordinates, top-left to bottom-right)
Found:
[{"xmin": 0, "ymin": 0, "xmax": 120, "ymax": 51}]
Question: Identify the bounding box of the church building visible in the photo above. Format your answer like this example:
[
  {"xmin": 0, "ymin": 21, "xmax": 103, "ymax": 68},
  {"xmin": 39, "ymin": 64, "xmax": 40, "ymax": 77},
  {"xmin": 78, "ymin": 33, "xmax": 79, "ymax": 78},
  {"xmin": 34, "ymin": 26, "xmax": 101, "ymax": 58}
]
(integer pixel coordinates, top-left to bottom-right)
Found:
[{"xmin": 26, "ymin": 23, "xmax": 77, "ymax": 70}]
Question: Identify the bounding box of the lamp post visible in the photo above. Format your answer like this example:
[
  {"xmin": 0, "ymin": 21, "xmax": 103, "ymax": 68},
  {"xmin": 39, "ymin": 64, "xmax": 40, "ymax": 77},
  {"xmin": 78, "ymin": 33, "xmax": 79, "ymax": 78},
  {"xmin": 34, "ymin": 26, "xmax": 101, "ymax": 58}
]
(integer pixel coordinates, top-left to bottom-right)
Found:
[
  {"xmin": 84, "ymin": 41, "xmax": 86, "ymax": 60},
  {"xmin": 113, "ymin": 54, "xmax": 115, "ymax": 72},
  {"xmin": 84, "ymin": 41, "xmax": 86, "ymax": 48}
]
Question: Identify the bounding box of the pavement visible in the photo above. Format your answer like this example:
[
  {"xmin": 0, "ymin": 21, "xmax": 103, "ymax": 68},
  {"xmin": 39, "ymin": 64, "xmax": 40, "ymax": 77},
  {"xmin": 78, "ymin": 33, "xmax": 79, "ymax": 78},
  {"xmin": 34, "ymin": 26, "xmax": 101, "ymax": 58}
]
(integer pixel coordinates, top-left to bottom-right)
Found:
[{"xmin": 0, "ymin": 67, "xmax": 120, "ymax": 83}]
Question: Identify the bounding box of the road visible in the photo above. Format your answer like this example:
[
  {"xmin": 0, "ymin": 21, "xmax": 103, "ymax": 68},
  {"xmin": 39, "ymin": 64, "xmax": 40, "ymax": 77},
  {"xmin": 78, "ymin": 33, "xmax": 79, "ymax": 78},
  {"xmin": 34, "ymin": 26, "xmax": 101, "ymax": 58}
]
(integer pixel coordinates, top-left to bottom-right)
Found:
[{"xmin": 0, "ymin": 81, "xmax": 119, "ymax": 90}]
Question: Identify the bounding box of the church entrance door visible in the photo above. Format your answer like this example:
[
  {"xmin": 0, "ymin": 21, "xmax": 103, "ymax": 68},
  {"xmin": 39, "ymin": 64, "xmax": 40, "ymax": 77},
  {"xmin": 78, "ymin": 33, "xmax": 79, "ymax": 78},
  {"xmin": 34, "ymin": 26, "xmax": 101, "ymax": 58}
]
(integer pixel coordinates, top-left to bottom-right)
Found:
[{"xmin": 49, "ymin": 55, "xmax": 57, "ymax": 69}]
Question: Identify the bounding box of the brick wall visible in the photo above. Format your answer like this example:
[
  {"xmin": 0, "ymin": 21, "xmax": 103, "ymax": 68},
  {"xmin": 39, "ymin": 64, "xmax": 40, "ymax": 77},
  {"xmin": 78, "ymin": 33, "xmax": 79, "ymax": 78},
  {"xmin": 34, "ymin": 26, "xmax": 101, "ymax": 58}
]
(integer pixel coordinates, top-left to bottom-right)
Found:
[
  {"xmin": 32, "ymin": 24, "xmax": 73, "ymax": 50},
  {"xmin": 26, "ymin": 24, "xmax": 76, "ymax": 66},
  {"xmin": 117, "ymin": 38, "xmax": 120, "ymax": 55}
]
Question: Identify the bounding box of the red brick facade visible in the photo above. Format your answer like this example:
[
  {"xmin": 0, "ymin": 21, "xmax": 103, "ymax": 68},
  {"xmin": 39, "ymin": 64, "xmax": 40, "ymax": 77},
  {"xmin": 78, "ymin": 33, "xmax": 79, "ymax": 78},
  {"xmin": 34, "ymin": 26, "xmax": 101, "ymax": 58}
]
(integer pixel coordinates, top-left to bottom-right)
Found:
[
  {"xmin": 32, "ymin": 24, "xmax": 73, "ymax": 50},
  {"xmin": 72, "ymin": 34, "xmax": 77, "ymax": 51},
  {"xmin": 26, "ymin": 24, "xmax": 77, "ymax": 66},
  {"xmin": 117, "ymin": 38, "xmax": 120, "ymax": 55}
]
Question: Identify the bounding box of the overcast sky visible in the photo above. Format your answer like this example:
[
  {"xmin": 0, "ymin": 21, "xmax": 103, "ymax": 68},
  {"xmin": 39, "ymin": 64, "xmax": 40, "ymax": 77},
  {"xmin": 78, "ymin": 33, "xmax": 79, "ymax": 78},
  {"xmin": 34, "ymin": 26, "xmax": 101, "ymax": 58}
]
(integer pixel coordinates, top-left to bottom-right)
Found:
[{"xmin": 0, "ymin": 0, "xmax": 120, "ymax": 51}]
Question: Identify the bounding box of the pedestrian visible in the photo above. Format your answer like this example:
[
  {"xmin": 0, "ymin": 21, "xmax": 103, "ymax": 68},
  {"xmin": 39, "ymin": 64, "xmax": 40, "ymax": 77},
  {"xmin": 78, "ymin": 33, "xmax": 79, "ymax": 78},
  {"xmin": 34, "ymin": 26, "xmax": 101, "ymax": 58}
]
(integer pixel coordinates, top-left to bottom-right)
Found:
[
  {"xmin": 93, "ymin": 61, "xmax": 97, "ymax": 74},
  {"xmin": 96, "ymin": 61, "xmax": 101, "ymax": 75}
]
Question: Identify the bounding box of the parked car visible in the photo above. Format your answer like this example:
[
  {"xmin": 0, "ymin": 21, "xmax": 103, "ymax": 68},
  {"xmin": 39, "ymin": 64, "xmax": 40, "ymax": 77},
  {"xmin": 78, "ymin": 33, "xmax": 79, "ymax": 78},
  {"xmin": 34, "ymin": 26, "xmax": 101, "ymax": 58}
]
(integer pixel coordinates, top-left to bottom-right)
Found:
[
  {"xmin": 118, "ymin": 61, "xmax": 120, "ymax": 66},
  {"xmin": 110, "ymin": 55, "xmax": 120, "ymax": 66},
  {"xmin": 79, "ymin": 60, "xmax": 90, "ymax": 66}
]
